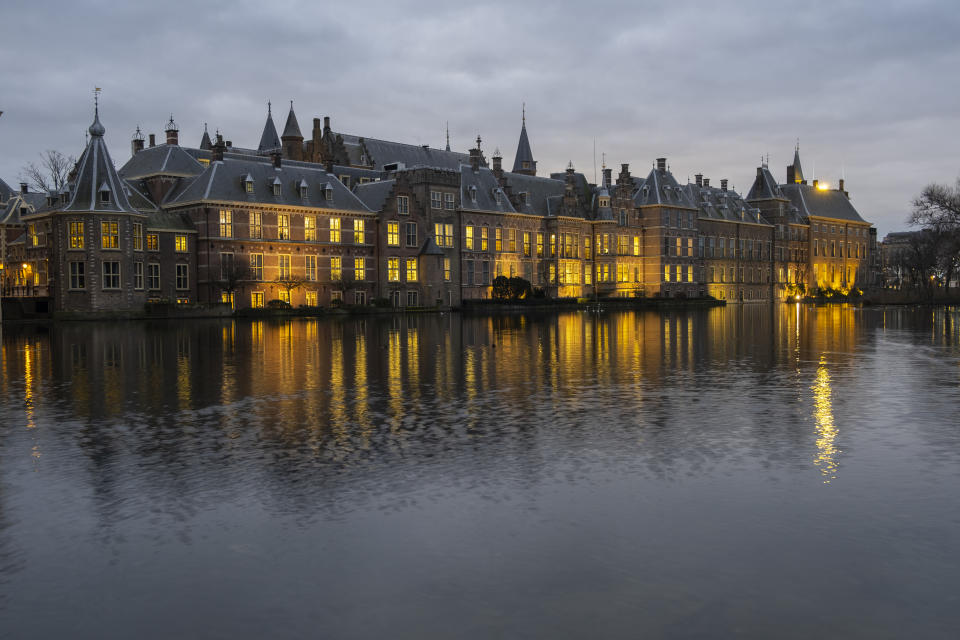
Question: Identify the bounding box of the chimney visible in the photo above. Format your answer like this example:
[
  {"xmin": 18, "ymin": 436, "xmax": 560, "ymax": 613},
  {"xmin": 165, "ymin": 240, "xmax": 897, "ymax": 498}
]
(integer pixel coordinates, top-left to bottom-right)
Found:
[
  {"xmin": 695, "ymin": 173, "xmax": 703, "ymax": 187},
  {"xmin": 756, "ymin": 166, "xmax": 763, "ymax": 180},
  {"xmin": 721, "ymin": 179, "xmax": 728, "ymax": 192},
  {"xmin": 786, "ymin": 165, "xmax": 795, "ymax": 184},
  {"xmin": 20, "ymin": 182, "xmax": 28, "ymax": 194},
  {"xmin": 656, "ymin": 157, "xmax": 666, "ymax": 172},
  {"xmin": 469, "ymin": 147, "xmax": 481, "ymax": 171},
  {"xmin": 131, "ymin": 137, "xmax": 144, "ymax": 155},
  {"xmin": 165, "ymin": 116, "xmax": 179, "ymax": 146},
  {"xmin": 703, "ymin": 178, "xmax": 710, "ymax": 188},
  {"xmin": 226, "ymin": 141, "xmax": 232, "ymax": 148},
  {"xmin": 491, "ymin": 149, "xmax": 502, "ymax": 175},
  {"xmin": 149, "ymin": 133, "xmax": 156, "ymax": 147},
  {"xmin": 212, "ymin": 134, "xmax": 225, "ymax": 162},
  {"xmin": 603, "ymin": 167, "xmax": 612, "ymax": 186},
  {"xmin": 618, "ymin": 163, "xmax": 631, "ymax": 185},
  {"xmin": 323, "ymin": 116, "xmax": 331, "ymax": 132},
  {"xmin": 272, "ymin": 151, "xmax": 282, "ymax": 169},
  {"xmin": 839, "ymin": 178, "xmax": 847, "ymax": 197}
]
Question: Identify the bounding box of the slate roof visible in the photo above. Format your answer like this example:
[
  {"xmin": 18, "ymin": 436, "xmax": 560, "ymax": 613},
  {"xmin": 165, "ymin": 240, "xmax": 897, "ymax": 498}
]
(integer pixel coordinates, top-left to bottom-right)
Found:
[
  {"xmin": 335, "ymin": 131, "xmax": 471, "ymax": 171},
  {"xmin": 419, "ymin": 237, "xmax": 446, "ymax": 256},
  {"xmin": 512, "ymin": 121, "xmax": 535, "ymax": 173},
  {"xmin": 780, "ymin": 184, "xmax": 867, "ymax": 223},
  {"xmin": 353, "ymin": 179, "xmax": 395, "ymax": 212},
  {"xmin": 500, "ymin": 172, "xmax": 565, "ymax": 216},
  {"xmin": 165, "ymin": 155, "xmax": 372, "ymax": 212},
  {"xmin": 119, "ymin": 143, "xmax": 206, "ymax": 180},
  {"xmin": 685, "ymin": 183, "xmax": 768, "ymax": 225},
  {"xmin": 633, "ymin": 167, "xmax": 697, "ymax": 208},
  {"xmin": 258, "ymin": 104, "xmax": 281, "ymax": 152},
  {"xmin": 745, "ymin": 166, "xmax": 784, "ymax": 201},
  {"xmin": 122, "ymin": 179, "xmax": 159, "ymax": 211},
  {"xmin": 0, "ymin": 177, "xmax": 13, "ymax": 202},
  {"xmin": 146, "ymin": 210, "xmax": 194, "ymax": 232},
  {"xmin": 59, "ymin": 110, "xmax": 140, "ymax": 215},
  {"xmin": 791, "ymin": 147, "xmax": 804, "ymax": 183},
  {"xmin": 282, "ymin": 102, "xmax": 302, "ymax": 139},
  {"xmin": 460, "ymin": 165, "xmax": 516, "ymax": 214}
]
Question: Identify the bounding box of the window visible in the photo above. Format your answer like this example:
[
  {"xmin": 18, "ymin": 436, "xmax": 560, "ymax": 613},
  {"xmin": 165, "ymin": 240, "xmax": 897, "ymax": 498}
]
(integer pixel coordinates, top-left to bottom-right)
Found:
[
  {"xmin": 278, "ymin": 254, "xmax": 291, "ymax": 279},
  {"xmin": 305, "ymin": 255, "xmax": 317, "ymax": 281},
  {"xmin": 69, "ymin": 221, "xmax": 85, "ymax": 249},
  {"xmin": 481, "ymin": 261, "xmax": 490, "ymax": 284},
  {"xmin": 134, "ymin": 262, "xmax": 143, "ymax": 290},
  {"xmin": 508, "ymin": 228, "xmax": 517, "ymax": 252},
  {"xmin": 494, "ymin": 189, "xmax": 503, "ymax": 205},
  {"xmin": 278, "ymin": 214, "xmax": 290, "ymax": 240},
  {"xmin": 443, "ymin": 258, "xmax": 451, "ymax": 281},
  {"xmin": 305, "ymin": 291, "xmax": 318, "ymax": 307},
  {"xmin": 219, "ymin": 252, "xmax": 234, "ymax": 280},
  {"xmin": 99, "ymin": 185, "xmax": 111, "ymax": 203},
  {"xmin": 688, "ymin": 265, "xmax": 694, "ymax": 283},
  {"xmin": 397, "ymin": 196, "xmax": 409, "ymax": 215},
  {"xmin": 147, "ymin": 263, "xmax": 160, "ymax": 290},
  {"xmin": 407, "ymin": 291, "xmax": 418, "ymax": 307},
  {"xmin": 353, "ymin": 219, "xmax": 365, "ymax": 244},
  {"xmin": 251, "ymin": 292, "xmax": 264, "ymax": 308},
  {"xmin": 406, "ymin": 222, "xmax": 417, "ymax": 247},
  {"xmin": 176, "ymin": 264, "xmax": 189, "ymax": 290},
  {"xmin": 618, "ymin": 235, "xmax": 629, "ymax": 255},
  {"xmin": 387, "ymin": 221, "xmax": 400, "ymax": 246},
  {"xmin": 175, "ymin": 235, "xmax": 188, "ymax": 252},
  {"xmin": 101, "ymin": 221, "xmax": 119, "ymax": 249},
  {"xmin": 465, "ymin": 226, "xmax": 474, "ymax": 250},
  {"xmin": 133, "ymin": 223, "xmax": 143, "ymax": 251},
  {"xmin": 434, "ymin": 223, "xmax": 454, "ymax": 248},
  {"xmin": 675, "ymin": 237, "xmax": 683, "ymax": 257},
  {"xmin": 219, "ymin": 210, "xmax": 233, "ymax": 237},
  {"xmin": 466, "ymin": 260, "xmax": 475, "ymax": 285},
  {"xmin": 272, "ymin": 180, "xmax": 281, "ymax": 196},
  {"xmin": 102, "ymin": 261, "xmax": 121, "ymax": 289},
  {"xmin": 481, "ymin": 227, "xmax": 489, "ymax": 252},
  {"xmin": 330, "ymin": 256, "xmax": 342, "ymax": 281},
  {"xmin": 305, "ymin": 217, "xmax": 316, "ymax": 241},
  {"xmin": 523, "ymin": 232, "xmax": 531, "ymax": 256},
  {"xmin": 355, "ymin": 291, "xmax": 366, "ymax": 306},
  {"xmin": 69, "ymin": 262, "xmax": 85, "ymax": 289},
  {"xmin": 550, "ymin": 234, "xmax": 557, "ymax": 258},
  {"xmin": 688, "ymin": 238, "xmax": 694, "ymax": 258},
  {"xmin": 388, "ymin": 257, "xmax": 400, "ymax": 282},
  {"xmin": 330, "ymin": 218, "xmax": 341, "ymax": 243},
  {"xmin": 431, "ymin": 191, "xmax": 442, "ymax": 209},
  {"xmin": 244, "ymin": 176, "xmax": 254, "ymax": 193},
  {"xmin": 444, "ymin": 193, "xmax": 455, "ymax": 210},
  {"xmin": 536, "ymin": 233, "xmax": 544, "ymax": 258},
  {"xmin": 405, "ymin": 257, "xmax": 418, "ymax": 282},
  {"xmin": 584, "ymin": 236, "xmax": 591, "ymax": 260},
  {"xmin": 664, "ymin": 265, "xmax": 671, "ymax": 282},
  {"xmin": 354, "ymin": 257, "xmax": 365, "ymax": 280},
  {"xmin": 249, "ymin": 253, "xmax": 263, "ymax": 280},
  {"xmin": 250, "ymin": 212, "xmax": 262, "ymax": 239},
  {"xmin": 278, "ymin": 289, "xmax": 290, "ymax": 304}
]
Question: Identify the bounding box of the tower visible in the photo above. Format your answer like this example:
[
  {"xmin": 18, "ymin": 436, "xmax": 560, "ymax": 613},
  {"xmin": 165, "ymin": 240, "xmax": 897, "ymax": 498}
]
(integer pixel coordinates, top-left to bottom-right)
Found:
[
  {"xmin": 512, "ymin": 104, "xmax": 537, "ymax": 176},
  {"xmin": 281, "ymin": 101, "xmax": 303, "ymax": 161}
]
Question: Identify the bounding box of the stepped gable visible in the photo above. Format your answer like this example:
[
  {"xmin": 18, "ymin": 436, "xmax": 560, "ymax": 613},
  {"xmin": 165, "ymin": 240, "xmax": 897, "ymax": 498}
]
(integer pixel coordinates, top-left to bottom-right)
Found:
[{"xmin": 60, "ymin": 107, "xmax": 139, "ymax": 214}]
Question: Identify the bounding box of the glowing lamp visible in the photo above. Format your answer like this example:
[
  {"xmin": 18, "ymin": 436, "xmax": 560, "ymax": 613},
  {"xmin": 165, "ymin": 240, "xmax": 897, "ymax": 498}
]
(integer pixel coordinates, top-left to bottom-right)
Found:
[{"xmin": 816, "ymin": 182, "xmax": 831, "ymax": 191}]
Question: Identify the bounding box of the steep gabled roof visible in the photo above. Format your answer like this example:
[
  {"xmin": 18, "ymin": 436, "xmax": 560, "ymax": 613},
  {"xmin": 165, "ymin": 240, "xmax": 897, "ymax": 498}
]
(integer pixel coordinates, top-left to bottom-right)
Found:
[
  {"xmin": 791, "ymin": 146, "xmax": 804, "ymax": 183},
  {"xmin": 258, "ymin": 102, "xmax": 281, "ymax": 152},
  {"xmin": 781, "ymin": 184, "xmax": 866, "ymax": 223},
  {"xmin": 282, "ymin": 101, "xmax": 302, "ymax": 139},
  {"xmin": 746, "ymin": 166, "xmax": 785, "ymax": 201},
  {"xmin": 199, "ymin": 124, "xmax": 212, "ymax": 150},
  {"xmin": 60, "ymin": 109, "xmax": 139, "ymax": 214},
  {"xmin": 512, "ymin": 119, "xmax": 535, "ymax": 173},
  {"xmin": 353, "ymin": 179, "xmax": 394, "ymax": 212},
  {"xmin": 0, "ymin": 177, "xmax": 13, "ymax": 202},
  {"xmin": 633, "ymin": 166, "xmax": 696, "ymax": 208}
]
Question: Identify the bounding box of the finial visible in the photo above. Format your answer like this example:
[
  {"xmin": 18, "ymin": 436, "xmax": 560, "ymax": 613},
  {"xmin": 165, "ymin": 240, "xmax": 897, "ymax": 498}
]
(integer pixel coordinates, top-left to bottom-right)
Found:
[
  {"xmin": 268, "ymin": 100, "xmax": 272, "ymax": 115},
  {"xmin": 93, "ymin": 87, "xmax": 101, "ymax": 115},
  {"xmin": 445, "ymin": 121, "xmax": 450, "ymax": 151},
  {"xmin": 204, "ymin": 122, "xmax": 208, "ymax": 133},
  {"xmin": 522, "ymin": 102, "xmax": 526, "ymax": 126},
  {"xmin": 567, "ymin": 160, "xmax": 574, "ymax": 170},
  {"xmin": 476, "ymin": 134, "xmax": 481, "ymax": 150},
  {"xmin": 290, "ymin": 100, "xmax": 293, "ymax": 109},
  {"xmin": 88, "ymin": 87, "xmax": 105, "ymax": 137},
  {"xmin": 133, "ymin": 125, "xmax": 144, "ymax": 141},
  {"xmin": 493, "ymin": 147, "xmax": 501, "ymax": 157},
  {"xmin": 601, "ymin": 152, "xmax": 606, "ymax": 170}
]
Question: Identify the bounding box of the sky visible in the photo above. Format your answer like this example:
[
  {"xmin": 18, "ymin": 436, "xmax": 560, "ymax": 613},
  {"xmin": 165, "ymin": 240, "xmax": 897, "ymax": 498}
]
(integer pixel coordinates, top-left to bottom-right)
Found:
[{"xmin": 1, "ymin": 0, "xmax": 958, "ymax": 236}]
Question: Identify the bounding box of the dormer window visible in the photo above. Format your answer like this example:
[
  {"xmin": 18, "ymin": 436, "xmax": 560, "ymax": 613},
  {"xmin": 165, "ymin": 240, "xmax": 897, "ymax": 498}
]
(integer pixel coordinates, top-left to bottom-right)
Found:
[
  {"xmin": 243, "ymin": 174, "xmax": 254, "ymax": 193},
  {"xmin": 98, "ymin": 181, "xmax": 111, "ymax": 204},
  {"xmin": 519, "ymin": 192, "xmax": 528, "ymax": 205},
  {"xmin": 299, "ymin": 179, "xmax": 309, "ymax": 200},
  {"xmin": 271, "ymin": 177, "xmax": 282, "ymax": 196},
  {"xmin": 599, "ymin": 196, "xmax": 610, "ymax": 208},
  {"xmin": 468, "ymin": 186, "xmax": 477, "ymax": 203},
  {"xmin": 324, "ymin": 184, "xmax": 334, "ymax": 202},
  {"xmin": 521, "ymin": 161, "xmax": 530, "ymax": 169},
  {"xmin": 494, "ymin": 188, "xmax": 502, "ymax": 205}
]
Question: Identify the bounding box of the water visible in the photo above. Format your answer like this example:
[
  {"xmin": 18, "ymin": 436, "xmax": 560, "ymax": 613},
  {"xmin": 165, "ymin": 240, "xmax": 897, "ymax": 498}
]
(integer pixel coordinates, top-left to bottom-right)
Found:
[{"xmin": 1, "ymin": 305, "xmax": 959, "ymax": 639}]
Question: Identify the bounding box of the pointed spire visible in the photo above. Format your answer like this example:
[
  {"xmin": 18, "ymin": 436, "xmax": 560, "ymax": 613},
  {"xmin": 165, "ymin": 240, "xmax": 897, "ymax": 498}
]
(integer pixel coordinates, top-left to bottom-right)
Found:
[
  {"xmin": 282, "ymin": 100, "xmax": 302, "ymax": 139},
  {"xmin": 69, "ymin": 102, "xmax": 137, "ymax": 213},
  {"xmin": 512, "ymin": 105, "xmax": 536, "ymax": 176},
  {"xmin": 792, "ymin": 142, "xmax": 805, "ymax": 183},
  {"xmin": 445, "ymin": 121, "xmax": 450, "ymax": 152},
  {"xmin": 199, "ymin": 123, "xmax": 212, "ymax": 150},
  {"xmin": 258, "ymin": 101, "xmax": 281, "ymax": 152}
]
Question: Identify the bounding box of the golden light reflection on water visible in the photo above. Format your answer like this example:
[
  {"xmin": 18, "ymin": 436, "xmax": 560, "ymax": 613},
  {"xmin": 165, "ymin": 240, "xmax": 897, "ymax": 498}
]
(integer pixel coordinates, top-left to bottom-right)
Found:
[{"xmin": 811, "ymin": 354, "xmax": 840, "ymax": 483}]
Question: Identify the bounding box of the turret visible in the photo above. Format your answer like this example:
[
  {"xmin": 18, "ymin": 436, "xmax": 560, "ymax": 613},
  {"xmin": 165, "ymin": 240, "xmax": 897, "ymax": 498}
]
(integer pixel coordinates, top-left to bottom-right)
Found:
[{"xmin": 511, "ymin": 104, "xmax": 537, "ymax": 176}]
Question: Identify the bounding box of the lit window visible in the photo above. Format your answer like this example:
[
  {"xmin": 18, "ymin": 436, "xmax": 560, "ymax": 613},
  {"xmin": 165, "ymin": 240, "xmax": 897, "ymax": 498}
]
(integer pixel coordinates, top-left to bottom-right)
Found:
[
  {"xmin": 330, "ymin": 256, "xmax": 341, "ymax": 281},
  {"xmin": 102, "ymin": 261, "xmax": 121, "ymax": 289},
  {"xmin": 523, "ymin": 232, "xmax": 531, "ymax": 256},
  {"xmin": 353, "ymin": 219, "xmax": 365, "ymax": 244},
  {"xmin": 387, "ymin": 222, "xmax": 399, "ymax": 246},
  {"xmin": 278, "ymin": 289, "xmax": 290, "ymax": 304},
  {"xmin": 536, "ymin": 233, "xmax": 543, "ymax": 258},
  {"xmin": 495, "ymin": 227, "xmax": 503, "ymax": 252},
  {"xmin": 251, "ymin": 292, "xmax": 264, "ymax": 308},
  {"xmin": 175, "ymin": 235, "xmax": 188, "ymax": 252},
  {"xmin": 305, "ymin": 216, "xmax": 316, "ymax": 241},
  {"xmin": 278, "ymin": 214, "xmax": 290, "ymax": 240},
  {"xmin": 633, "ymin": 236, "xmax": 640, "ymax": 256},
  {"xmin": 250, "ymin": 212, "xmax": 262, "ymax": 239},
  {"xmin": 354, "ymin": 257, "xmax": 365, "ymax": 280},
  {"xmin": 329, "ymin": 218, "xmax": 341, "ymax": 243},
  {"xmin": 465, "ymin": 225, "xmax": 474, "ymax": 250},
  {"xmin": 305, "ymin": 291, "xmax": 317, "ymax": 306},
  {"xmin": 405, "ymin": 257, "xmax": 418, "ymax": 282},
  {"xmin": 508, "ymin": 228, "xmax": 517, "ymax": 252},
  {"xmin": 443, "ymin": 258, "xmax": 451, "ymax": 281},
  {"xmin": 664, "ymin": 265, "xmax": 671, "ymax": 282},
  {"xmin": 219, "ymin": 210, "xmax": 233, "ymax": 237},
  {"xmin": 133, "ymin": 223, "xmax": 143, "ymax": 251},
  {"xmin": 481, "ymin": 227, "xmax": 488, "ymax": 252},
  {"xmin": 305, "ymin": 255, "xmax": 317, "ymax": 281},
  {"xmin": 101, "ymin": 221, "xmax": 119, "ymax": 249},
  {"xmin": 278, "ymin": 254, "xmax": 291, "ymax": 279},
  {"xmin": 388, "ymin": 258, "xmax": 400, "ymax": 282},
  {"xmin": 249, "ymin": 253, "xmax": 263, "ymax": 280},
  {"xmin": 69, "ymin": 221, "xmax": 85, "ymax": 249}
]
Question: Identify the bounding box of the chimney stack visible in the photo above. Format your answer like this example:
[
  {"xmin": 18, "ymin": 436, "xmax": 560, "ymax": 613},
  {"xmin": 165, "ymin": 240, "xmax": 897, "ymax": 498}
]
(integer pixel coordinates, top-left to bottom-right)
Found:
[
  {"xmin": 272, "ymin": 151, "xmax": 282, "ymax": 169},
  {"xmin": 703, "ymin": 178, "xmax": 710, "ymax": 188},
  {"xmin": 839, "ymin": 178, "xmax": 847, "ymax": 197},
  {"xmin": 786, "ymin": 165, "xmax": 795, "ymax": 184},
  {"xmin": 149, "ymin": 133, "xmax": 156, "ymax": 148},
  {"xmin": 212, "ymin": 134, "xmax": 225, "ymax": 162},
  {"xmin": 131, "ymin": 126, "xmax": 145, "ymax": 156},
  {"xmin": 721, "ymin": 179, "xmax": 728, "ymax": 192},
  {"xmin": 695, "ymin": 173, "xmax": 703, "ymax": 187},
  {"xmin": 491, "ymin": 149, "xmax": 502, "ymax": 175},
  {"xmin": 165, "ymin": 116, "xmax": 179, "ymax": 146},
  {"xmin": 603, "ymin": 167, "xmax": 612, "ymax": 186},
  {"xmin": 20, "ymin": 182, "xmax": 28, "ymax": 194},
  {"xmin": 323, "ymin": 116, "xmax": 331, "ymax": 132},
  {"xmin": 656, "ymin": 157, "xmax": 666, "ymax": 172}
]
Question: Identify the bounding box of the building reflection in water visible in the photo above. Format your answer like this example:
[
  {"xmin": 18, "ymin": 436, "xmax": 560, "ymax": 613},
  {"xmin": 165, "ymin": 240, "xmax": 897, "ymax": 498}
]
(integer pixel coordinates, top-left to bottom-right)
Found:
[{"xmin": 811, "ymin": 354, "xmax": 840, "ymax": 483}]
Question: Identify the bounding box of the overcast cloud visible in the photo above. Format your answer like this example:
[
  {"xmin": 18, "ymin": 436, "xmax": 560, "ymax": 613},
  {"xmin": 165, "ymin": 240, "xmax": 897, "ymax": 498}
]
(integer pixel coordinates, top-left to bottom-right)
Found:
[{"xmin": 2, "ymin": 0, "xmax": 958, "ymax": 235}]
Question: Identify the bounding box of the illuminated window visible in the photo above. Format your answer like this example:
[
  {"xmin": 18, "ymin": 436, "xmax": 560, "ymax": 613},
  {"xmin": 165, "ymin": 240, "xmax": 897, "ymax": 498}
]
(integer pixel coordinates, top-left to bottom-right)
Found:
[
  {"xmin": 508, "ymin": 228, "xmax": 517, "ymax": 252},
  {"xmin": 249, "ymin": 253, "xmax": 263, "ymax": 280},
  {"xmin": 406, "ymin": 222, "xmax": 417, "ymax": 247},
  {"xmin": 688, "ymin": 237, "xmax": 694, "ymax": 257},
  {"xmin": 633, "ymin": 236, "xmax": 640, "ymax": 256},
  {"xmin": 278, "ymin": 214, "xmax": 290, "ymax": 240},
  {"xmin": 133, "ymin": 223, "xmax": 143, "ymax": 251},
  {"xmin": 175, "ymin": 235, "xmax": 188, "ymax": 252},
  {"xmin": 387, "ymin": 221, "xmax": 400, "ymax": 246},
  {"xmin": 353, "ymin": 219, "xmax": 364, "ymax": 244},
  {"xmin": 550, "ymin": 233, "xmax": 556, "ymax": 258},
  {"xmin": 465, "ymin": 226, "xmax": 474, "ymax": 250},
  {"xmin": 69, "ymin": 262, "xmax": 85, "ymax": 289},
  {"xmin": 688, "ymin": 265, "xmax": 694, "ymax": 282},
  {"xmin": 330, "ymin": 218, "xmax": 341, "ymax": 243},
  {"xmin": 305, "ymin": 217, "xmax": 316, "ymax": 241},
  {"xmin": 405, "ymin": 257, "xmax": 418, "ymax": 282},
  {"xmin": 397, "ymin": 196, "xmax": 409, "ymax": 215},
  {"xmin": 388, "ymin": 257, "xmax": 400, "ymax": 282},
  {"xmin": 251, "ymin": 292, "xmax": 264, "ymax": 308},
  {"xmin": 330, "ymin": 256, "xmax": 341, "ymax": 281},
  {"xmin": 584, "ymin": 236, "xmax": 591, "ymax": 260},
  {"xmin": 354, "ymin": 257, "xmax": 365, "ymax": 281},
  {"xmin": 434, "ymin": 223, "xmax": 453, "ymax": 248},
  {"xmin": 69, "ymin": 221, "xmax": 85, "ymax": 249},
  {"xmin": 495, "ymin": 227, "xmax": 503, "ymax": 252},
  {"xmin": 278, "ymin": 254, "xmax": 291, "ymax": 279},
  {"xmin": 443, "ymin": 258, "xmax": 451, "ymax": 281},
  {"xmin": 480, "ymin": 226, "xmax": 488, "ymax": 251},
  {"xmin": 537, "ymin": 233, "xmax": 544, "ymax": 258},
  {"xmin": 664, "ymin": 265, "xmax": 670, "ymax": 282},
  {"xmin": 523, "ymin": 232, "xmax": 531, "ymax": 256},
  {"xmin": 584, "ymin": 265, "xmax": 592, "ymax": 285},
  {"xmin": 176, "ymin": 264, "xmax": 189, "ymax": 290},
  {"xmin": 219, "ymin": 210, "xmax": 233, "ymax": 237},
  {"xmin": 278, "ymin": 289, "xmax": 290, "ymax": 304},
  {"xmin": 250, "ymin": 212, "xmax": 262, "ymax": 239},
  {"xmin": 306, "ymin": 255, "xmax": 317, "ymax": 281},
  {"xmin": 147, "ymin": 263, "xmax": 160, "ymax": 290},
  {"xmin": 101, "ymin": 221, "xmax": 119, "ymax": 249},
  {"xmin": 305, "ymin": 291, "xmax": 317, "ymax": 306},
  {"xmin": 102, "ymin": 261, "xmax": 121, "ymax": 289}
]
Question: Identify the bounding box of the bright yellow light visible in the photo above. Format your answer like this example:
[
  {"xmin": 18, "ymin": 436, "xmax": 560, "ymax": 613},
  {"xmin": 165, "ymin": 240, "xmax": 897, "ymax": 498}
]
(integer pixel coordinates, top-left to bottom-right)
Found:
[
  {"xmin": 817, "ymin": 182, "xmax": 830, "ymax": 191},
  {"xmin": 794, "ymin": 294, "xmax": 802, "ymax": 301},
  {"xmin": 22, "ymin": 263, "xmax": 29, "ymax": 269}
]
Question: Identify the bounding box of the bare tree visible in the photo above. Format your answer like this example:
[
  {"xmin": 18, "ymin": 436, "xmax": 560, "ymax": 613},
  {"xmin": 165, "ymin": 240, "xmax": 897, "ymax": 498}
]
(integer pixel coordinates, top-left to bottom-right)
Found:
[
  {"xmin": 20, "ymin": 150, "xmax": 76, "ymax": 193},
  {"xmin": 274, "ymin": 275, "xmax": 306, "ymax": 303},
  {"xmin": 910, "ymin": 177, "xmax": 960, "ymax": 291},
  {"xmin": 217, "ymin": 259, "xmax": 251, "ymax": 307},
  {"xmin": 911, "ymin": 179, "xmax": 960, "ymax": 229}
]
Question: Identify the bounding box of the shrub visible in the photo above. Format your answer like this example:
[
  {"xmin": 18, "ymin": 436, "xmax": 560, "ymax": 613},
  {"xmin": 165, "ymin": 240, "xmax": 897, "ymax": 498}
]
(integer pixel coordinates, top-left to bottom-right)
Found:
[
  {"xmin": 266, "ymin": 299, "xmax": 292, "ymax": 309},
  {"xmin": 492, "ymin": 276, "xmax": 533, "ymax": 301}
]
